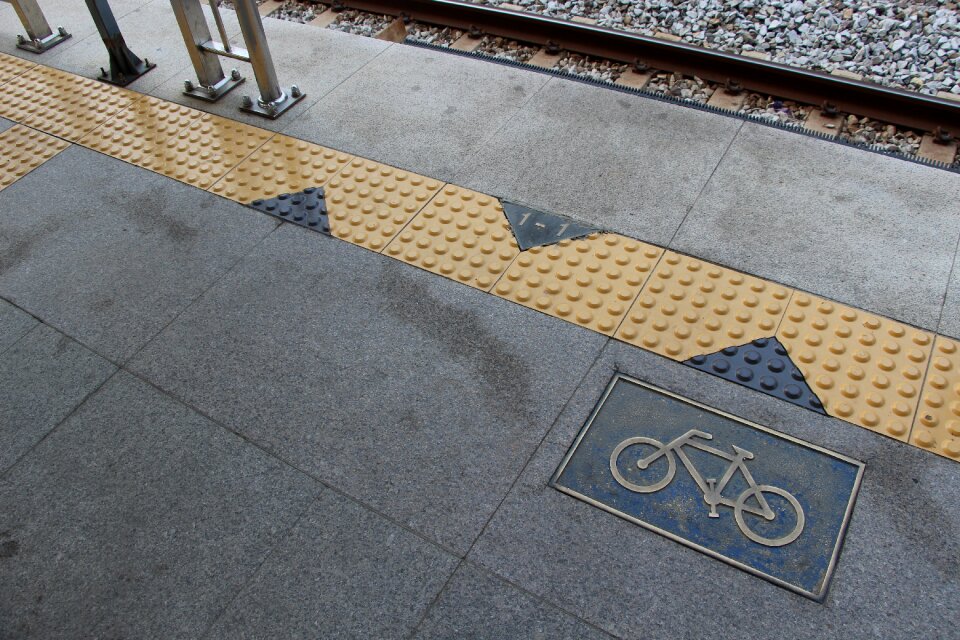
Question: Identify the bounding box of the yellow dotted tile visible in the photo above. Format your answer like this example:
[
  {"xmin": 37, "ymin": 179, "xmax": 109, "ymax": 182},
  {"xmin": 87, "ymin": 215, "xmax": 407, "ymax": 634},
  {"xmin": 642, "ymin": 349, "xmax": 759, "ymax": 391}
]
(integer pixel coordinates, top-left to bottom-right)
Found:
[
  {"xmin": 493, "ymin": 234, "xmax": 663, "ymax": 335},
  {"xmin": 209, "ymin": 134, "xmax": 353, "ymax": 203},
  {"xmin": 325, "ymin": 158, "xmax": 443, "ymax": 252},
  {"xmin": 0, "ymin": 52, "xmax": 36, "ymax": 85},
  {"xmin": 78, "ymin": 96, "xmax": 204, "ymax": 170},
  {"xmin": 911, "ymin": 337, "xmax": 960, "ymax": 460},
  {"xmin": 0, "ymin": 124, "xmax": 69, "ymax": 191},
  {"xmin": 0, "ymin": 66, "xmax": 136, "ymax": 142},
  {"xmin": 777, "ymin": 293, "xmax": 933, "ymax": 440},
  {"xmin": 615, "ymin": 252, "xmax": 792, "ymax": 361},
  {"xmin": 149, "ymin": 113, "xmax": 274, "ymax": 190},
  {"xmin": 383, "ymin": 185, "xmax": 519, "ymax": 290}
]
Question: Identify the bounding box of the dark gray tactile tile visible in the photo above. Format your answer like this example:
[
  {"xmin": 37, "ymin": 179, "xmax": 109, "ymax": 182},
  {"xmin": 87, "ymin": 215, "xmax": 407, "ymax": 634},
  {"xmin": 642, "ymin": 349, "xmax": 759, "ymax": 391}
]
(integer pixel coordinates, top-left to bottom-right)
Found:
[
  {"xmin": 0, "ymin": 146, "xmax": 278, "ymax": 362},
  {"xmin": 207, "ymin": 491, "xmax": 458, "ymax": 640},
  {"xmin": 452, "ymin": 77, "xmax": 743, "ymax": 246},
  {"xmin": 0, "ymin": 323, "xmax": 115, "ymax": 472},
  {"xmin": 469, "ymin": 340, "xmax": 960, "ymax": 639},
  {"xmin": 129, "ymin": 224, "xmax": 607, "ymax": 554},
  {"xmin": 0, "ymin": 117, "xmax": 14, "ymax": 134},
  {"xmin": 0, "ymin": 371, "xmax": 321, "ymax": 640},
  {"xmin": 939, "ymin": 258, "xmax": 960, "ymax": 339},
  {"xmin": 282, "ymin": 43, "xmax": 549, "ymax": 178},
  {"xmin": 149, "ymin": 14, "xmax": 391, "ymax": 133},
  {"xmin": 671, "ymin": 122, "xmax": 960, "ymax": 330},
  {"xmin": 0, "ymin": 297, "xmax": 37, "ymax": 353},
  {"xmin": 413, "ymin": 564, "xmax": 610, "ymax": 640}
]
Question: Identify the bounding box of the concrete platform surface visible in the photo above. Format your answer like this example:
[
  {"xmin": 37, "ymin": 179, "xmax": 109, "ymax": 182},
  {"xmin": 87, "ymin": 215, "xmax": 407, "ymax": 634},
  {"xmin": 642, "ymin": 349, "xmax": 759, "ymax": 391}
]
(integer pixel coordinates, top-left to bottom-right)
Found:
[
  {"xmin": 670, "ymin": 123, "xmax": 960, "ymax": 331},
  {"xmin": 0, "ymin": 6, "xmax": 959, "ymax": 638}
]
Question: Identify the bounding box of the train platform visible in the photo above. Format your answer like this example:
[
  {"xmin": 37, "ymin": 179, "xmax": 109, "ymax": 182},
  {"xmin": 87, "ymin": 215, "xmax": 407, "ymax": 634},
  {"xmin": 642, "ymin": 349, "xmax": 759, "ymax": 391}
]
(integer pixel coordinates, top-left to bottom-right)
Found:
[{"xmin": 0, "ymin": 2, "xmax": 958, "ymax": 638}]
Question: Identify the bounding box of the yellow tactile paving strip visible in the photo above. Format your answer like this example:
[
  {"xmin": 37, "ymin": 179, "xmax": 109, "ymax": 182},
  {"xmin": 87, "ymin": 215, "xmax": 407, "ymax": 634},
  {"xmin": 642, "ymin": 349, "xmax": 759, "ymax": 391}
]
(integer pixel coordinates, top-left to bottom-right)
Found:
[
  {"xmin": 777, "ymin": 293, "xmax": 933, "ymax": 440},
  {"xmin": 384, "ymin": 185, "xmax": 520, "ymax": 291},
  {"xmin": 149, "ymin": 113, "xmax": 274, "ymax": 190},
  {"xmin": 616, "ymin": 251, "xmax": 793, "ymax": 361},
  {"xmin": 210, "ymin": 134, "xmax": 354, "ymax": 203},
  {"xmin": 493, "ymin": 234, "xmax": 663, "ymax": 335},
  {"xmin": 325, "ymin": 158, "xmax": 443, "ymax": 252},
  {"xmin": 0, "ymin": 52, "xmax": 36, "ymax": 85},
  {"xmin": 0, "ymin": 124, "xmax": 70, "ymax": 191},
  {"xmin": 911, "ymin": 337, "xmax": 960, "ymax": 459},
  {"xmin": 78, "ymin": 96, "xmax": 205, "ymax": 172},
  {"xmin": 2, "ymin": 56, "xmax": 959, "ymax": 464},
  {"xmin": 0, "ymin": 66, "xmax": 136, "ymax": 142}
]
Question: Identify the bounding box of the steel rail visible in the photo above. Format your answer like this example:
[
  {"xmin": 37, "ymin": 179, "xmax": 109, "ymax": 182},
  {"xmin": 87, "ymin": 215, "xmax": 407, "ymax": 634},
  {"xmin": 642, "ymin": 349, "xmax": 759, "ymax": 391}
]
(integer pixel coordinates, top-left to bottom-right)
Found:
[{"xmin": 336, "ymin": 0, "xmax": 959, "ymax": 133}]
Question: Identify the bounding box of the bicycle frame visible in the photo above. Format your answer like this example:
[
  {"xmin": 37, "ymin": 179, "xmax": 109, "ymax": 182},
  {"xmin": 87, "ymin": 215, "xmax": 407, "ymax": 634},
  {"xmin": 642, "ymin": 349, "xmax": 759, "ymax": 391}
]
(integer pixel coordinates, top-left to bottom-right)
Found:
[{"xmin": 638, "ymin": 430, "xmax": 775, "ymax": 520}]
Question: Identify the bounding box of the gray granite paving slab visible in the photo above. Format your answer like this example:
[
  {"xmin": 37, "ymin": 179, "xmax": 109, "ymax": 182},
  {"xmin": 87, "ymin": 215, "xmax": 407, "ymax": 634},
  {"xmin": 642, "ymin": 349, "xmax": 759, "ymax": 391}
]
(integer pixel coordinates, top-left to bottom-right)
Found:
[
  {"xmin": 39, "ymin": 0, "xmax": 241, "ymax": 92},
  {"xmin": 148, "ymin": 13, "xmax": 391, "ymax": 133},
  {"xmin": 452, "ymin": 77, "xmax": 743, "ymax": 246},
  {"xmin": 283, "ymin": 42, "xmax": 550, "ymax": 178},
  {"xmin": 413, "ymin": 564, "xmax": 610, "ymax": 640},
  {"xmin": 939, "ymin": 256, "xmax": 960, "ymax": 339},
  {"xmin": 207, "ymin": 490, "xmax": 458, "ymax": 639},
  {"xmin": 469, "ymin": 340, "xmax": 960, "ymax": 639},
  {"xmin": 129, "ymin": 224, "xmax": 607, "ymax": 554},
  {"xmin": 0, "ymin": 297, "xmax": 37, "ymax": 352},
  {"xmin": 0, "ymin": 145, "xmax": 278, "ymax": 362},
  {"xmin": 671, "ymin": 122, "xmax": 960, "ymax": 330},
  {"xmin": 0, "ymin": 371, "xmax": 322, "ymax": 640},
  {"xmin": 0, "ymin": 323, "xmax": 115, "ymax": 472},
  {"xmin": 0, "ymin": 0, "xmax": 149, "ymax": 60}
]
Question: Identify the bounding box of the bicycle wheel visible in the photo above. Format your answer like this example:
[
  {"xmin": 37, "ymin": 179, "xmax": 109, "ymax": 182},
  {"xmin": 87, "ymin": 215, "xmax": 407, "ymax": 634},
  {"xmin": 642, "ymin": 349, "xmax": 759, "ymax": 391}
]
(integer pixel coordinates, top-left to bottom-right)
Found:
[
  {"xmin": 734, "ymin": 485, "xmax": 805, "ymax": 547},
  {"xmin": 609, "ymin": 437, "xmax": 676, "ymax": 493}
]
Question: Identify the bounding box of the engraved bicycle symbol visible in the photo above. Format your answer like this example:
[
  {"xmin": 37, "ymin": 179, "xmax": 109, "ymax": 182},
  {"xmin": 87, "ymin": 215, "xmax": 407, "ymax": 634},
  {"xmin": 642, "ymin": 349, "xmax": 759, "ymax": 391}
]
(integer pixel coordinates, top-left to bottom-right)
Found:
[{"xmin": 609, "ymin": 429, "xmax": 805, "ymax": 547}]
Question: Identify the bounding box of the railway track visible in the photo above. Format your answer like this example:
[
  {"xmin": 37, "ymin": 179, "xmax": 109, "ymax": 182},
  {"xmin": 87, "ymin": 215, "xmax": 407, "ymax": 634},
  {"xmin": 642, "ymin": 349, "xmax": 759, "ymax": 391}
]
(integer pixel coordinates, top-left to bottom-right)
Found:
[{"xmin": 318, "ymin": 0, "xmax": 959, "ymax": 165}]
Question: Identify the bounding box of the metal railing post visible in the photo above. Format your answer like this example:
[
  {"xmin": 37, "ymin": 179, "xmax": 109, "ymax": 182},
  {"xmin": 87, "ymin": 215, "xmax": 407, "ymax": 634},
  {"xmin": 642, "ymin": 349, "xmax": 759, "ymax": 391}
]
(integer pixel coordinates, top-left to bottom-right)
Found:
[
  {"xmin": 169, "ymin": 0, "xmax": 244, "ymax": 101},
  {"xmin": 233, "ymin": 0, "xmax": 304, "ymax": 118},
  {"xmin": 84, "ymin": 0, "xmax": 155, "ymax": 85},
  {"xmin": 10, "ymin": 0, "xmax": 71, "ymax": 53}
]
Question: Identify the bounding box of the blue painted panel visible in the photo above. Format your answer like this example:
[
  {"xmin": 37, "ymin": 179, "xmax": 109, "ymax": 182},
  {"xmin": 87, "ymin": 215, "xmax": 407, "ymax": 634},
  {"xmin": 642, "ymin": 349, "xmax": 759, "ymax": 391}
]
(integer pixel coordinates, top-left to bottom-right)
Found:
[{"xmin": 552, "ymin": 376, "xmax": 864, "ymax": 600}]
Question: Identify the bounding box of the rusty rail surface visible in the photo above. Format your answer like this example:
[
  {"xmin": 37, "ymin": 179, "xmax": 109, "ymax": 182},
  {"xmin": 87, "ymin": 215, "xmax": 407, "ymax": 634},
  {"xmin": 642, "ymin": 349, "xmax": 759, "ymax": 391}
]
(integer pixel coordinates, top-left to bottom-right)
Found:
[{"xmin": 335, "ymin": 0, "xmax": 959, "ymax": 133}]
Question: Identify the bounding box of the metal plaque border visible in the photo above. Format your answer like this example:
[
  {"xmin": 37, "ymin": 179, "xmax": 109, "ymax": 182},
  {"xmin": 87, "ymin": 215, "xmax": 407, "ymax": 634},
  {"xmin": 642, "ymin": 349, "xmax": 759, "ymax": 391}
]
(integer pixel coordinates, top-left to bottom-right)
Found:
[{"xmin": 548, "ymin": 373, "xmax": 866, "ymax": 602}]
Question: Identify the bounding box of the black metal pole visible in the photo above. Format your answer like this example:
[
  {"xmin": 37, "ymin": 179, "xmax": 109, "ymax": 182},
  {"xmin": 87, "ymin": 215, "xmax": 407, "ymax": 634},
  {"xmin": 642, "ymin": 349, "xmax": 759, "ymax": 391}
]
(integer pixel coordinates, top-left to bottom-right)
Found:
[{"xmin": 85, "ymin": 0, "xmax": 156, "ymax": 86}]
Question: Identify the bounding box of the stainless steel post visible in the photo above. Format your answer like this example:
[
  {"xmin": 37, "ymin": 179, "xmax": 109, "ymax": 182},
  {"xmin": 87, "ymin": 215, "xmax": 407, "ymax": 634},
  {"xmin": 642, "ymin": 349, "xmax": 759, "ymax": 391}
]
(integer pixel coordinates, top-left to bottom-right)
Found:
[
  {"xmin": 233, "ymin": 0, "xmax": 304, "ymax": 118},
  {"xmin": 169, "ymin": 0, "xmax": 245, "ymax": 101},
  {"xmin": 10, "ymin": 0, "xmax": 71, "ymax": 53},
  {"xmin": 86, "ymin": 0, "xmax": 155, "ymax": 85},
  {"xmin": 207, "ymin": 0, "xmax": 231, "ymax": 53}
]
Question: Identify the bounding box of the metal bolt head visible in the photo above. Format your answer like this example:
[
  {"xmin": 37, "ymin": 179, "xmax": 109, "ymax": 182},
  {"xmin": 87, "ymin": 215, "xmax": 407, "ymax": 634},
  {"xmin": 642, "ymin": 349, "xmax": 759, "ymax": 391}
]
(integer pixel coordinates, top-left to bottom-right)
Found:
[
  {"xmin": 184, "ymin": 80, "xmax": 194, "ymax": 92},
  {"xmin": 230, "ymin": 69, "xmax": 241, "ymax": 81},
  {"xmin": 241, "ymin": 95, "xmax": 253, "ymax": 108},
  {"xmin": 290, "ymin": 85, "xmax": 302, "ymax": 98},
  {"xmin": 57, "ymin": 26, "xmax": 68, "ymax": 37},
  {"xmin": 16, "ymin": 35, "xmax": 24, "ymax": 44}
]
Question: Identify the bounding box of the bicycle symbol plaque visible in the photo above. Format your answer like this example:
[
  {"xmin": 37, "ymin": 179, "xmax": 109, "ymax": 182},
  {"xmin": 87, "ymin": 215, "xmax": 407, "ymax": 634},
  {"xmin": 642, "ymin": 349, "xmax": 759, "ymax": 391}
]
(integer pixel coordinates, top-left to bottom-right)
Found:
[{"xmin": 551, "ymin": 375, "xmax": 865, "ymax": 601}]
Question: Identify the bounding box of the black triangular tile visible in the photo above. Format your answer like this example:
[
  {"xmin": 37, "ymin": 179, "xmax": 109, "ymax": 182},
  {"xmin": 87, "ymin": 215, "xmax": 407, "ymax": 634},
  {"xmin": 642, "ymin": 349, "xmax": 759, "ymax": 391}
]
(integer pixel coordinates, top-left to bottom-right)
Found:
[
  {"xmin": 684, "ymin": 337, "xmax": 826, "ymax": 415},
  {"xmin": 249, "ymin": 187, "xmax": 330, "ymax": 234},
  {"xmin": 501, "ymin": 200, "xmax": 598, "ymax": 250}
]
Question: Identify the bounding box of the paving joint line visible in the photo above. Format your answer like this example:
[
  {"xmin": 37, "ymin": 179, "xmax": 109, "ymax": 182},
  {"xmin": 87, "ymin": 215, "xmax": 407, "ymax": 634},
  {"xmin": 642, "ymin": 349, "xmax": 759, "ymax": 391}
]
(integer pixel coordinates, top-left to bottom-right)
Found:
[
  {"xmin": 404, "ymin": 339, "xmax": 612, "ymax": 640},
  {"xmin": 119, "ymin": 220, "xmax": 284, "ymax": 368},
  {"xmin": 0, "ymin": 367, "xmax": 121, "ymax": 479},
  {"xmin": 665, "ymin": 118, "xmax": 745, "ymax": 248},
  {"xmin": 197, "ymin": 492, "xmax": 327, "ymax": 639},
  {"xmin": 0, "ymin": 311, "xmax": 42, "ymax": 359},
  {"xmin": 120, "ymin": 365, "xmax": 467, "ymax": 560},
  {"xmin": 273, "ymin": 39, "xmax": 397, "ymax": 139}
]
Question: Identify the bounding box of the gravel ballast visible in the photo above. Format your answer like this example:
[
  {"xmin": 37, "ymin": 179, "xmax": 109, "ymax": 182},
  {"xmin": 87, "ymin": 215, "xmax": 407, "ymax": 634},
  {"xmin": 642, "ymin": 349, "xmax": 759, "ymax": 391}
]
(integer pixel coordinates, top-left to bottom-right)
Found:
[{"xmin": 471, "ymin": 1, "xmax": 960, "ymax": 96}]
